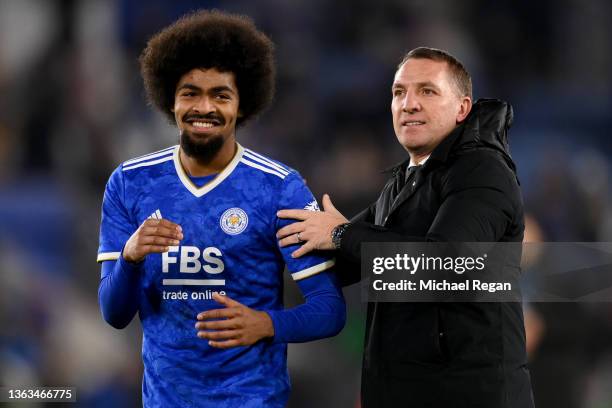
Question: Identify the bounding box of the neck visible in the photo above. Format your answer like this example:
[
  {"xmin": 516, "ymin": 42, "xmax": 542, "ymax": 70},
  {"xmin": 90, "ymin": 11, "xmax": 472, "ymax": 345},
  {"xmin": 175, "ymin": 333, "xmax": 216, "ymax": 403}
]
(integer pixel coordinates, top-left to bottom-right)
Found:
[
  {"xmin": 179, "ymin": 139, "xmax": 237, "ymax": 177},
  {"xmin": 409, "ymin": 152, "xmax": 430, "ymax": 166}
]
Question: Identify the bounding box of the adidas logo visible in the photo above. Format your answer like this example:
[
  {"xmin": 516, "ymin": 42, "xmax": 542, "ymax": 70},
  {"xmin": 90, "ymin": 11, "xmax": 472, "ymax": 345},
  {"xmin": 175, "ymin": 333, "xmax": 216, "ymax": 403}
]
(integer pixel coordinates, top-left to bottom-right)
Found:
[{"xmin": 148, "ymin": 209, "xmax": 163, "ymax": 220}]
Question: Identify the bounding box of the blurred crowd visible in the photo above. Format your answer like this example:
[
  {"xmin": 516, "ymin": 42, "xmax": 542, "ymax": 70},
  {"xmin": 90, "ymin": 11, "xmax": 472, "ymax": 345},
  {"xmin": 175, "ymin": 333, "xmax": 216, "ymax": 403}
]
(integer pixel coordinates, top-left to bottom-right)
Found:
[{"xmin": 1, "ymin": 0, "xmax": 611, "ymax": 407}]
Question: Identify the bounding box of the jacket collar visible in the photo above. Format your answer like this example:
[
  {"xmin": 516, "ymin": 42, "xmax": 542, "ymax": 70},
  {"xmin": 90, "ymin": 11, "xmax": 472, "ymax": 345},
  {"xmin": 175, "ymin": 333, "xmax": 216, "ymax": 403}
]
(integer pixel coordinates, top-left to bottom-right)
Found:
[
  {"xmin": 382, "ymin": 159, "xmax": 410, "ymax": 175},
  {"xmin": 427, "ymin": 122, "xmax": 464, "ymax": 164}
]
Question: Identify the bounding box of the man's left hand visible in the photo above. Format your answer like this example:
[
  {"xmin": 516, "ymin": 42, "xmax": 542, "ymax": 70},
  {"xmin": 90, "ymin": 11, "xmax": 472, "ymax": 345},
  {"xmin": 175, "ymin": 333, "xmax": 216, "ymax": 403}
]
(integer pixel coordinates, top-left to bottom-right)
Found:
[
  {"xmin": 277, "ymin": 194, "xmax": 348, "ymax": 258},
  {"xmin": 196, "ymin": 293, "xmax": 274, "ymax": 348}
]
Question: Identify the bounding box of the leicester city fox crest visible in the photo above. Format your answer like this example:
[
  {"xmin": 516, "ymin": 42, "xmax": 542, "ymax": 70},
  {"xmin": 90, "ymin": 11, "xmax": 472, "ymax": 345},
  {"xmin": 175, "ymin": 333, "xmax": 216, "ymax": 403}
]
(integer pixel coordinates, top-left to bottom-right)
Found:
[{"xmin": 220, "ymin": 207, "xmax": 249, "ymax": 235}]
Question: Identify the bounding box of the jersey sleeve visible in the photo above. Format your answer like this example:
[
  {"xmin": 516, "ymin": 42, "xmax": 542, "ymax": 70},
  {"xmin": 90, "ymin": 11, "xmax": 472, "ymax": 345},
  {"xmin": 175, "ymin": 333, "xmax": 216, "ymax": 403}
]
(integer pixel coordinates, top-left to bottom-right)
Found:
[
  {"xmin": 276, "ymin": 171, "xmax": 335, "ymax": 280},
  {"xmin": 97, "ymin": 167, "xmax": 136, "ymax": 263}
]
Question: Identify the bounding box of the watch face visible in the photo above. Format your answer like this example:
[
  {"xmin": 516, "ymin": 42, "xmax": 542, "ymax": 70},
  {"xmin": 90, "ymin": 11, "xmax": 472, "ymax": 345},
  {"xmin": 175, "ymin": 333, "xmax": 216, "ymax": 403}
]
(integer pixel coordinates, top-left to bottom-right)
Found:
[{"xmin": 333, "ymin": 223, "xmax": 348, "ymax": 249}]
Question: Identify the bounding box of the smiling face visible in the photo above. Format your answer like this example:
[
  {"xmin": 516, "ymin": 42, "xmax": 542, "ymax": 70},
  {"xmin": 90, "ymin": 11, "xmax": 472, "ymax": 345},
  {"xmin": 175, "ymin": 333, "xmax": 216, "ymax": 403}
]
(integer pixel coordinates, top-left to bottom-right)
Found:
[
  {"xmin": 172, "ymin": 68, "xmax": 240, "ymax": 161},
  {"xmin": 391, "ymin": 58, "xmax": 471, "ymax": 161}
]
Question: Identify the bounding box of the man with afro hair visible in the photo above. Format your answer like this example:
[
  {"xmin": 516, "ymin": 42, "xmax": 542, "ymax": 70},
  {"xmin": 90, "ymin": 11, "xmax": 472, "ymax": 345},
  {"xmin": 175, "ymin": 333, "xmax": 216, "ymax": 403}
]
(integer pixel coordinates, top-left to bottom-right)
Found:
[{"xmin": 97, "ymin": 10, "xmax": 345, "ymax": 408}]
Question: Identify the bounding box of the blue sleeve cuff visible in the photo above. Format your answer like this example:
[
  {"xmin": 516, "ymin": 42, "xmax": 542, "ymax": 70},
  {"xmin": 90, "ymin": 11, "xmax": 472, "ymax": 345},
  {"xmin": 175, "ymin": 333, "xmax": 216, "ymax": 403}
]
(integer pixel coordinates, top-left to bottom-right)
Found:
[
  {"xmin": 266, "ymin": 309, "xmax": 288, "ymax": 343},
  {"xmin": 118, "ymin": 252, "xmax": 144, "ymax": 273}
]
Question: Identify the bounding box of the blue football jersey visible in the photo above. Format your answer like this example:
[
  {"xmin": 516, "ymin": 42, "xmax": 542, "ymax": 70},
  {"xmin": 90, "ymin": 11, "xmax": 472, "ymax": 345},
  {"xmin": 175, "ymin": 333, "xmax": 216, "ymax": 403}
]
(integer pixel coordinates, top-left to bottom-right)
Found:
[{"xmin": 97, "ymin": 143, "xmax": 335, "ymax": 407}]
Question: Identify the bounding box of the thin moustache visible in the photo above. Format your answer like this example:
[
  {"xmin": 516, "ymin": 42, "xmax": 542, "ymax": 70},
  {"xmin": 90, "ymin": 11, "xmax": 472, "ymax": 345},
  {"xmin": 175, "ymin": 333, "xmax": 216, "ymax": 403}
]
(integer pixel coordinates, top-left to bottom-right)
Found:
[{"xmin": 183, "ymin": 114, "xmax": 224, "ymax": 125}]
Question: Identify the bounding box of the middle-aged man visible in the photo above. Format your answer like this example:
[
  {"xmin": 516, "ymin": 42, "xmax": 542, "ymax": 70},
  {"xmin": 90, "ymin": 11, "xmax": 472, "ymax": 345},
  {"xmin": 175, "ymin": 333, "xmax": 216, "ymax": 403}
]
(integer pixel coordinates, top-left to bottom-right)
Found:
[
  {"xmin": 97, "ymin": 10, "xmax": 345, "ymax": 407},
  {"xmin": 277, "ymin": 47, "xmax": 535, "ymax": 407}
]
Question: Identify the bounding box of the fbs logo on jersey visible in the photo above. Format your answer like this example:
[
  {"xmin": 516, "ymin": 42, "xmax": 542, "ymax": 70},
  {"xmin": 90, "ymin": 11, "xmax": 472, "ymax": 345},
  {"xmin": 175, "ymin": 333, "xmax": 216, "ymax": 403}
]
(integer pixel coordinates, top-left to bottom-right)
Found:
[
  {"xmin": 162, "ymin": 246, "xmax": 224, "ymax": 274},
  {"xmin": 304, "ymin": 200, "xmax": 320, "ymax": 212},
  {"xmin": 220, "ymin": 207, "xmax": 248, "ymax": 235}
]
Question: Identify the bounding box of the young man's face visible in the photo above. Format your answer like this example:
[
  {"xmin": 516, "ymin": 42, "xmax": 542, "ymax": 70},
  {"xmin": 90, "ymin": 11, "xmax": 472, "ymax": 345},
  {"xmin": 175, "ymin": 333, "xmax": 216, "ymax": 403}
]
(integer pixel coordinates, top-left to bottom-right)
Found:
[
  {"xmin": 173, "ymin": 68, "xmax": 240, "ymax": 161},
  {"xmin": 391, "ymin": 58, "xmax": 471, "ymax": 158}
]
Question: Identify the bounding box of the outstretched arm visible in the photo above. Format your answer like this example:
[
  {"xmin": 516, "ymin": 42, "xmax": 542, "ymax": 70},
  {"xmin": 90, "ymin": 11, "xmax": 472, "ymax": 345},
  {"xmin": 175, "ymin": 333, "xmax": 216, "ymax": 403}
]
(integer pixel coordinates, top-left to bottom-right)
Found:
[{"xmin": 278, "ymin": 157, "xmax": 519, "ymax": 259}]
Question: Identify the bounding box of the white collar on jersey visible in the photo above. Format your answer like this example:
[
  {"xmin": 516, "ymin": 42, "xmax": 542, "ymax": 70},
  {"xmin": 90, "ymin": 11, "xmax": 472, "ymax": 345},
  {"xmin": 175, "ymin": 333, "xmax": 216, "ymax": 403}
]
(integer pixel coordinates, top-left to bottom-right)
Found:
[{"xmin": 173, "ymin": 143, "xmax": 245, "ymax": 198}]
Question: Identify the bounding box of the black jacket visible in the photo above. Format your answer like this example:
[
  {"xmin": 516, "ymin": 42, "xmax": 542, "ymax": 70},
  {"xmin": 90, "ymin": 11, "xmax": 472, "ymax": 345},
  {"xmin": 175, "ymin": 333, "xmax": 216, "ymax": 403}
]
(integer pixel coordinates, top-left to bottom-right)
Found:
[{"xmin": 338, "ymin": 99, "xmax": 534, "ymax": 408}]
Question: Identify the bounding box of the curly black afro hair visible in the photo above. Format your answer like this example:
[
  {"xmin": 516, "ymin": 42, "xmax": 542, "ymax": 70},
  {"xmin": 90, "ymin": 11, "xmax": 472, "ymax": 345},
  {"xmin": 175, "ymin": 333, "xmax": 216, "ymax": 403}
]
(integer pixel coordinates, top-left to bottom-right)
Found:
[{"xmin": 140, "ymin": 10, "xmax": 275, "ymax": 126}]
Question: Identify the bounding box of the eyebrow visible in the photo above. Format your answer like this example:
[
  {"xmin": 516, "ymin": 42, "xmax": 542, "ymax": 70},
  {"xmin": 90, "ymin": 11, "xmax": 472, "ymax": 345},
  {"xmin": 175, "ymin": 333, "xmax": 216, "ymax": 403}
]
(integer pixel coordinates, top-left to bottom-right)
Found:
[
  {"xmin": 392, "ymin": 81, "xmax": 440, "ymax": 90},
  {"xmin": 176, "ymin": 83, "xmax": 237, "ymax": 95},
  {"xmin": 209, "ymin": 85, "xmax": 236, "ymax": 95},
  {"xmin": 177, "ymin": 83, "xmax": 201, "ymax": 92}
]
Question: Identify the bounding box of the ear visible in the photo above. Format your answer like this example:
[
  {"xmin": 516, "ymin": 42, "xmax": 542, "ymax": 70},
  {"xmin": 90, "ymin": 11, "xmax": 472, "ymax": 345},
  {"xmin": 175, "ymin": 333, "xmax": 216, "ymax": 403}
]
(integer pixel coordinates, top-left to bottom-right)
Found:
[
  {"xmin": 456, "ymin": 96, "xmax": 472, "ymax": 123},
  {"xmin": 237, "ymin": 109, "xmax": 244, "ymax": 118}
]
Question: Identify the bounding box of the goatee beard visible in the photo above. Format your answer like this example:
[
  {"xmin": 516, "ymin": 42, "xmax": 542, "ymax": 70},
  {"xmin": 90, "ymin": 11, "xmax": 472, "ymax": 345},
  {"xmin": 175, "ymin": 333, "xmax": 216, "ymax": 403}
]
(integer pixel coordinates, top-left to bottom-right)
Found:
[{"xmin": 180, "ymin": 130, "xmax": 225, "ymax": 163}]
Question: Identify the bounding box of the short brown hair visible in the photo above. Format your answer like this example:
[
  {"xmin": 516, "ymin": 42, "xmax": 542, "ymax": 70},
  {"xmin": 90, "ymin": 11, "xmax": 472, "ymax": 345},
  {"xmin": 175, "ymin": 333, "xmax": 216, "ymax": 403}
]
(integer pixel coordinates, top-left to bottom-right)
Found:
[
  {"xmin": 139, "ymin": 10, "xmax": 275, "ymax": 126},
  {"xmin": 398, "ymin": 47, "xmax": 472, "ymax": 98}
]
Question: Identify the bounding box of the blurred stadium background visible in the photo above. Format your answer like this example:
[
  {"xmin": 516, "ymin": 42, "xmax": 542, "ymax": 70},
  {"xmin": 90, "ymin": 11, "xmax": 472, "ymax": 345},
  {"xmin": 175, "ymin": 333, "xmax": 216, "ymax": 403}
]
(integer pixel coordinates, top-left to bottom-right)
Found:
[{"xmin": 1, "ymin": 0, "xmax": 611, "ymax": 407}]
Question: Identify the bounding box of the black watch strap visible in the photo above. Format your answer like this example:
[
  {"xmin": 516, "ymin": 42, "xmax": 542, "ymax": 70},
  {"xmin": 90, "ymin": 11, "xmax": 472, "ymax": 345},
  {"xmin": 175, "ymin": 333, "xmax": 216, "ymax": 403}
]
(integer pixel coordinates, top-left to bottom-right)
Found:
[{"xmin": 331, "ymin": 222, "xmax": 351, "ymax": 250}]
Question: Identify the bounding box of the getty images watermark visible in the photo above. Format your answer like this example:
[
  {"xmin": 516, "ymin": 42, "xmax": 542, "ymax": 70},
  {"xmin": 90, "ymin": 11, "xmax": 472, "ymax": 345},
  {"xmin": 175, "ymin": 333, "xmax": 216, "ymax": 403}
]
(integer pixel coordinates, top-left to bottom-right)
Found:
[{"xmin": 361, "ymin": 242, "xmax": 612, "ymax": 302}]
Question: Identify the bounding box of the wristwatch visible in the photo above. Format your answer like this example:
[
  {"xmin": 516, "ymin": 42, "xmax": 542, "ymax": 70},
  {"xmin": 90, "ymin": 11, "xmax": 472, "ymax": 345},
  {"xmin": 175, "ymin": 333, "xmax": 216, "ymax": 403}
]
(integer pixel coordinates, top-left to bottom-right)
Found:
[{"xmin": 331, "ymin": 223, "xmax": 351, "ymax": 250}]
